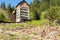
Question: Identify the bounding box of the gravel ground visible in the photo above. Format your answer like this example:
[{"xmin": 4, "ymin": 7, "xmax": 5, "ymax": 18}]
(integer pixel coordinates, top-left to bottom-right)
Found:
[{"xmin": 0, "ymin": 26, "xmax": 60, "ymax": 40}]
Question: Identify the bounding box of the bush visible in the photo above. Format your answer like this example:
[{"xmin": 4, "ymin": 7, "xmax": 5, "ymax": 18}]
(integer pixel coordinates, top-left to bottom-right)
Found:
[
  {"xmin": 30, "ymin": 12, "xmax": 35, "ymax": 20},
  {"xmin": 26, "ymin": 19, "xmax": 48, "ymax": 27},
  {"xmin": 44, "ymin": 7, "xmax": 60, "ymax": 22},
  {"xmin": 0, "ymin": 9, "xmax": 11, "ymax": 22}
]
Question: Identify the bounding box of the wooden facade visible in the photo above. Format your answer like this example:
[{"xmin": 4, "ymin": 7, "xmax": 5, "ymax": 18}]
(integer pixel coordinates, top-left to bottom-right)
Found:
[{"xmin": 12, "ymin": 0, "xmax": 29, "ymax": 22}]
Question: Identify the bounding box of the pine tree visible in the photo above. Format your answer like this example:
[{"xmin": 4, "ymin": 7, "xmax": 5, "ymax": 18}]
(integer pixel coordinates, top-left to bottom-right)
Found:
[
  {"xmin": 1, "ymin": 2, "xmax": 6, "ymax": 10},
  {"xmin": 11, "ymin": 6, "xmax": 14, "ymax": 11},
  {"xmin": 7, "ymin": 4, "xmax": 12, "ymax": 16},
  {"xmin": 30, "ymin": 0, "xmax": 40, "ymax": 20}
]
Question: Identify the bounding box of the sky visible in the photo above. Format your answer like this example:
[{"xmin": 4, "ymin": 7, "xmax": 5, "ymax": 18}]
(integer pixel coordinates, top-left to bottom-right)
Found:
[{"xmin": 0, "ymin": 0, "xmax": 33, "ymax": 7}]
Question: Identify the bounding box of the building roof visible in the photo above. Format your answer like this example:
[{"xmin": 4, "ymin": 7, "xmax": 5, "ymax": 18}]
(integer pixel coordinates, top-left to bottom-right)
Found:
[{"xmin": 16, "ymin": 0, "xmax": 29, "ymax": 7}]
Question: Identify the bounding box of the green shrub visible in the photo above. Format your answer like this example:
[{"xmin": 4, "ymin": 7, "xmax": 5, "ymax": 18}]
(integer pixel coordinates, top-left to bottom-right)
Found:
[
  {"xmin": 30, "ymin": 12, "xmax": 34, "ymax": 20},
  {"xmin": 0, "ymin": 9, "xmax": 11, "ymax": 22},
  {"xmin": 44, "ymin": 7, "xmax": 60, "ymax": 22},
  {"xmin": 26, "ymin": 19, "xmax": 48, "ymax": 27}
]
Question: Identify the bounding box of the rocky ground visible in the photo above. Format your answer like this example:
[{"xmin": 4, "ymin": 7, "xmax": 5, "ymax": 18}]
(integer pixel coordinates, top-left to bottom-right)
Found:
[{"xmin": 0, "ymin": 25, "xmax": 60, "ymax": 40}]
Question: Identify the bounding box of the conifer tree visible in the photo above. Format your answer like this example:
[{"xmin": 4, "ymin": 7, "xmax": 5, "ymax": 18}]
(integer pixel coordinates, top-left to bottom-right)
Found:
[
  {"xmin": 1, "ymin": 2, "xmax": 6, "ymax": 10},
  {"xmin": 7, "ymin": 4, "xmax": 12, "ymax": 16},
  {"xmin": 30, "ymin": 0, "xmax": 40, "ymax": 20}
]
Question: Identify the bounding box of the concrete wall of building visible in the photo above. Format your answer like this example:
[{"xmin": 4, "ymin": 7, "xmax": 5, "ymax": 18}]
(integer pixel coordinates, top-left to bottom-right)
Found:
[{"xmin": 15, "ymin": 2, "xmax": 29, "ymax": 22}]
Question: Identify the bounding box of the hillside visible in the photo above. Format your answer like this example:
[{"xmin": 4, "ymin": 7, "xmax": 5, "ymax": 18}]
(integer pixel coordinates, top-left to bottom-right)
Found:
[
  {"xmin": 0, "ymin": 0, "xmax": 60, "ymax": 40},
  {"xmin": 0, "ymin": 23, "xmax": 60, "ymax": 40}
]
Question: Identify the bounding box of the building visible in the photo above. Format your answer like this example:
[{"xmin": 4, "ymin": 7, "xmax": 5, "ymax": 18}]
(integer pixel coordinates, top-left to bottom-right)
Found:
[{"xmin": 12, "ymin": 0, "xmax": 30, "ymax": 22}]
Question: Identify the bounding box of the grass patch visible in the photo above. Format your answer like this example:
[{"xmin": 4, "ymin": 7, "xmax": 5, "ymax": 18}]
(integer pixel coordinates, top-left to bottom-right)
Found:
[{"xmin": 26, "ymin": 19, "xmax": 48, "ymax": 27}]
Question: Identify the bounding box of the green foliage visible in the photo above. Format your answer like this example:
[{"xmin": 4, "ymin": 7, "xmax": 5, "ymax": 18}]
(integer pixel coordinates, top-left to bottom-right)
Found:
[
  {"xmin": 50, "ymin": 0, "xmax": 60, "ymax": 6},
  {"xmin": 0, "ymin": 0, "xmax": 60, "ymax": 26},
  {"xmin": 30, "ymin": 0, "xmax": 41, "ymax": 20},
  {"xmin": 0, "ymin": 23, "xmax": 22, "ymax": 29},
  {"xmin": 30, "ymin": 12, "xmax": 34, "ymax": 20},
  {"xmin": 40, "ymin": 11, "xmax": 47, "ymax": 19},
  {"xmin": 27, "ymin": 19, "xmax": 48, "ymax": 27},
  {"xmin": 7, "ymin": 4, "xmax": 14, "ymax": 16},
  {"xmin": 44, "ymin": 7, "xmax": 60, "ymax": 22},
  {"xmin": 0, "ymin": 9, "xmax": 11, "ymax": 22},
  {"xmin": 0, "ymin": 13, "xmax": 5, "ymax": 21},
  {"xmin": 40, "ymin": 0, "xmax": 50, "ymax": 11},
  {"xmin": 0, "ymin": 2, "xmax": 14, "ymax": 22},
  {"xmin": 1, "ymin": 2, "xmax": 6, "ymax": 10}
]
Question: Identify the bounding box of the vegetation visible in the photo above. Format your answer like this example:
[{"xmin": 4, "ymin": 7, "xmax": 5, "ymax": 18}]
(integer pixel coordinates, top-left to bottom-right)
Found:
[
  {"xmin": 0, "ymin": 0, "xmax": 60, "ymax": 25},
  {"xmin": 0, "ymin": 0, "xmax": 60, "ymax": 40},
  {"xmin": 0, "ymin": 2, "xmax": 6, "ymax": 10},
  {"xmin": 30, "ymin": 0, "xmax": 60, "ymax": 25},
  {"xmin": 0, "ymin": 2, "xmax": 14, "ymax": 22},
  {"xmin": 30, "ymin": 0, "xmax": 40, "ymax": 20},
  {"xmin": 0, "ymin": 9, "xmax": 10, "ymax": 22},
  {"xmin": 44, "ymin": 7, "xmax": 60, "ymax": 22},
  {"xmin": 7, "ymin": 4, "xmax": 14, "ymax": 16}
]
